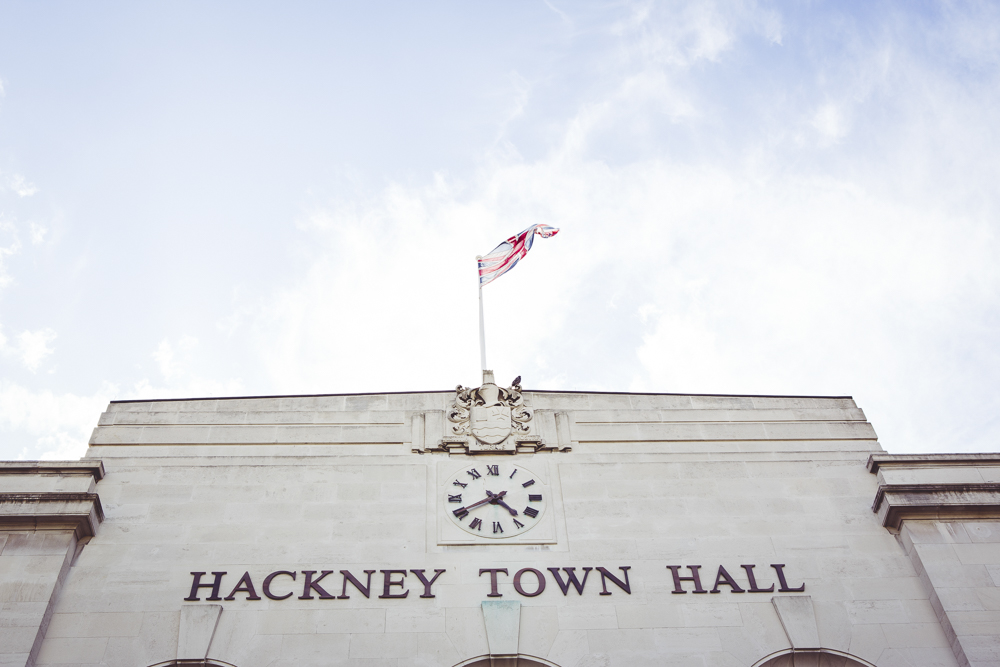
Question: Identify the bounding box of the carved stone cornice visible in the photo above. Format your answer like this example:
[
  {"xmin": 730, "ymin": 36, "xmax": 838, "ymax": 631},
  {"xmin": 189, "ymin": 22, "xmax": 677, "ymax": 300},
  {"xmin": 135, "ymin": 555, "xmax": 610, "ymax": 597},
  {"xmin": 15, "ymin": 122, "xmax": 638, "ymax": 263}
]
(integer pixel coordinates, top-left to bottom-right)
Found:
[
  {"xmin": 0, "ymin": 460, "xmax": 105, "ymax": 479},
  {"xmin": 867, "ymin": 453, "xmax": 1000, "ymax": 530},
  {"xmin": 0, "ymin": 492, "xmax": 105, "ymax": 539},
  {"xmin": 867, "ymin": 453, "xmax": 1000, "ymax": 473},
  {"xmin": 0, "ymin": 461, "xmax": 106, "ymax": 539},
  {"xmin": 421, "ymin": 435, "xmax": 567, "ymax": 456}
]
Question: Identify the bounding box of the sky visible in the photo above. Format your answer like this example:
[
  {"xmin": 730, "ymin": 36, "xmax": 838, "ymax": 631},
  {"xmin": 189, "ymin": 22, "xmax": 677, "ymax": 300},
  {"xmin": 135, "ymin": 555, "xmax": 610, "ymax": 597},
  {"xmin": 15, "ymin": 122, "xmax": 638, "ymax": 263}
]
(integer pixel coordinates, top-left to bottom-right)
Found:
[{"xmin": 0, "ymin": 0, "xmax": 999, "ymax": 459}]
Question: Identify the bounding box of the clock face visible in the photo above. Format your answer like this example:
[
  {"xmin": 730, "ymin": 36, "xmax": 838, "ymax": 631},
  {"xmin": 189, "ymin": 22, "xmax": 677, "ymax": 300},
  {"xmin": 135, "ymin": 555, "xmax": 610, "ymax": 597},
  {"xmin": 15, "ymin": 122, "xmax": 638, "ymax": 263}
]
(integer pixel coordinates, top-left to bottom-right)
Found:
[{"xmin": 445, "ymin": 462, "xmax": 545, "ymax": 538}]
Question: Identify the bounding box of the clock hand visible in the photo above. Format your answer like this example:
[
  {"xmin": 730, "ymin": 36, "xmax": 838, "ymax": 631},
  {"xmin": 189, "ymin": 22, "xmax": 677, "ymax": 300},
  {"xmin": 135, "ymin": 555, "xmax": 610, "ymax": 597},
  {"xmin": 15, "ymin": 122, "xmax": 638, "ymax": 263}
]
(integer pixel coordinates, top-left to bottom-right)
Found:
[
  {"xmin": 464, "ymin": 489, "xmax": 508, "ymax": 512},
  {"xmin": 458, "ymin": 490, "xmax": 511, "ymax": 517},
  {"xmin": 483, "ymin": 490, "xmax": 517, "ymax": 515},
  {"xmin": 495, "ymin": 497, "xmax": 518, "ymax": 516},
  {"xmin": 463, "ymin": 495, "xmax": 494, "ymax": 512}
]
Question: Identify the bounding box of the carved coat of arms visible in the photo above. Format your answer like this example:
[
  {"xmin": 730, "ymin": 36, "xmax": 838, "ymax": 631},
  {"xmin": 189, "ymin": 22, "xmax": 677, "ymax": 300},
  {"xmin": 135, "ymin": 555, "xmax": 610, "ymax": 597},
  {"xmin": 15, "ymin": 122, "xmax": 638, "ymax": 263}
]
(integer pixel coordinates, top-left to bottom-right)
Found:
[{"xmin": 448, "ymin": 372, "xmax": 532, "ymax": 451}]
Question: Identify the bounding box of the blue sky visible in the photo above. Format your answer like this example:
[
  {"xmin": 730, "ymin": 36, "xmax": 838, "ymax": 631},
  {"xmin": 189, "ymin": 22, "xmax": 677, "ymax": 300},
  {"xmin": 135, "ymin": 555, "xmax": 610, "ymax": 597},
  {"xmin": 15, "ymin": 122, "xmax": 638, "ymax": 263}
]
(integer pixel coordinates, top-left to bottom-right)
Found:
[{"xmin": 1, "ymin": 1, "xmax": 999, "ymax": 458}]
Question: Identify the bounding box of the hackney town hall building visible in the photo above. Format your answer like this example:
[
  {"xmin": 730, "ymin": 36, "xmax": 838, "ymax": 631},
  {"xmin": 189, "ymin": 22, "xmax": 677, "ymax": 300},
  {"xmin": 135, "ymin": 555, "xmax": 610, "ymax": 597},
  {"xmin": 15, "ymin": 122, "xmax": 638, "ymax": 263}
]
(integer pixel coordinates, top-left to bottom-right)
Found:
[{"xmin": 2, "ymin": 371, "xmax": 1000, "ymax": 667}]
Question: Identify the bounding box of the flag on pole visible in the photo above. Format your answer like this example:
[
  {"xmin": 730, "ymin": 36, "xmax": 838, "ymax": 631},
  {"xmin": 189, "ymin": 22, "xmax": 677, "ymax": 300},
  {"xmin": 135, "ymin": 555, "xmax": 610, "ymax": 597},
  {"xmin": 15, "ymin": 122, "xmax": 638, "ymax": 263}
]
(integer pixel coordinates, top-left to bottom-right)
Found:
[{"xmin": 478, "ymin": 224, "xmax": 560, "ymax": 286}]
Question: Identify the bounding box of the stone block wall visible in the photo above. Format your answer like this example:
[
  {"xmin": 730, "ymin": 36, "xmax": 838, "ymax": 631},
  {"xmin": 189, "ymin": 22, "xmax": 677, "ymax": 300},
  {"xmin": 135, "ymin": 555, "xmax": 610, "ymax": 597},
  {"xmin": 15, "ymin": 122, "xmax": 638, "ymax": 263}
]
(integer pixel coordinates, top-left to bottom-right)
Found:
[
  {"xmin": 3, "ymin": 392, "xmax": 998, "ymax": 667},
  {"xmin": 0, "ymin": 462, "xmax": 104, "ymax": 667}
]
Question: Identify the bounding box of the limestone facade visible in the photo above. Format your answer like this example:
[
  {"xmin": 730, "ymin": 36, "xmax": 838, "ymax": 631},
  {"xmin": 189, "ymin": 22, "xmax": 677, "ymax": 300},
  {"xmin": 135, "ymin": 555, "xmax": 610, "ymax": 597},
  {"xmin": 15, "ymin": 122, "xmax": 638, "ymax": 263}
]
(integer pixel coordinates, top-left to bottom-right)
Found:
[{"xmin": 1, "ymin": 385, "xmax": 998, "ymax": 667}]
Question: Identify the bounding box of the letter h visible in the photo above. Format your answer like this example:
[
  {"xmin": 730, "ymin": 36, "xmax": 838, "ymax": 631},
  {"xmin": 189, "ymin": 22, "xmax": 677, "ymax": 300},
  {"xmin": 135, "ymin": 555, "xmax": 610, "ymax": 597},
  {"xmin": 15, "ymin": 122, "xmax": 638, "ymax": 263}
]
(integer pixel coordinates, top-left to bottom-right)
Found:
[
  {"xmin": 185, "ymin": 571, "xmax": 227, "ymax": 601},
  {"xmin": 666, "ymin": 565, "xmax": 707, "ymax": 594}
]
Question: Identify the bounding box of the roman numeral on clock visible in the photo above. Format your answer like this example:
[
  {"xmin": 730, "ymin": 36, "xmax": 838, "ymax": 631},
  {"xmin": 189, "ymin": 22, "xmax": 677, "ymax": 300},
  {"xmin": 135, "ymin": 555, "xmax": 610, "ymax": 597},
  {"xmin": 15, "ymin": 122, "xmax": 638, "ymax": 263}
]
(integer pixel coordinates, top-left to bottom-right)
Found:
[
  {"xmin": 522, "ymin": 479, "xmax": 535, "ymax": 488},
  {"xmin": 452, "ymin": 480, "xmax": 467, "ymax": 488},
  {"xmin": 509, "ymin": 469, "xmax": 517, "ymax": 479},
  {"xmin": 448, "ymin": 494, "xmax": 462, "ymax": 503},
  {"xmin": 486, "ymin": 465, "xmax": 499, "ymax": 476},
  {"xmin": 453, "ymin": 507, "xmax": 469, "ymax": 519},
  {"xmin": 513, "ymin": 518, "xmax": 524, "ymax": 529},
  {"xmin": 528, "ymin": 494, "xmax": 542, "ymax": 501},
  {"xmin": 493, "ymin": 522, "xmax": 503, "ymax": 534},
  {"xmin": 467, "ymin": 469, "xmax": 481, "ymax": 479},
  {"xmin": 523, "ymin": 507, "xmax": 539, "ymax": 518},
  {"xmin": 469, "ymin": 518, "xmax": 483, "ymax": 531}
]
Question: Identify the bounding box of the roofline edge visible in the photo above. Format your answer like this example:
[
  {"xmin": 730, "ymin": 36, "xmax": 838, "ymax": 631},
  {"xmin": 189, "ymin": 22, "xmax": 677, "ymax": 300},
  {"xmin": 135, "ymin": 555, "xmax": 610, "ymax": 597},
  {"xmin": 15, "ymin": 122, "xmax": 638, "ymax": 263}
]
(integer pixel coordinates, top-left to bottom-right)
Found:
[{"xmin": 110, "ymin": 390, "xmax": 855, "ymax": 404}]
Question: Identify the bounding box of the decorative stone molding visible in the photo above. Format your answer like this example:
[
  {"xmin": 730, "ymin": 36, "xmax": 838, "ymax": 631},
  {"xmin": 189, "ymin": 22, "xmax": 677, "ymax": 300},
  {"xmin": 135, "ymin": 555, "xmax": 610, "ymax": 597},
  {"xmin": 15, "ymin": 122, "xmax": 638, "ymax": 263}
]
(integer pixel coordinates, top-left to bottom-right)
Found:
[
  {"xmin": 771, "ymin": 595, "xmax": 820, "ymax": 650},
  {"xmin": 412, "ymin": 373, "xmax": 570, "ymax": 455},
  {"xmin": 0, "ymin": 492, "xmax": 104, "ymax": 539},
  {"xmin": 177, "ymin": 605, "xmax": 223, "ymax": 662},
  {"xmin": 867, "ymin": 453, "xmax": 1000, "ymax": 530},
  {"xmin": 481, "ymin": 600, "xmax": 520, "ymax": 663},
  {"xmin": 0, "ymin": 460, "xmax": 105, "ymax": 479},
  {"xmin": 752, "ymin": 650, "xmax": 877, "ymax": 667},
  {"xmin": 0, "ymin": 461, "xmax": 106, "ymax": 539}
]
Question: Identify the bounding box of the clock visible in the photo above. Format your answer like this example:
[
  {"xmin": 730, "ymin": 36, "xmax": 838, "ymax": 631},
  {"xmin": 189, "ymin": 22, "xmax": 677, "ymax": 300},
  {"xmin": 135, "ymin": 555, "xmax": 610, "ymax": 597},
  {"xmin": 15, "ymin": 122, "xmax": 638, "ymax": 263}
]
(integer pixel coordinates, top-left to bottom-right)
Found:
[{"xmin": 444, "ymin": 462, "xmax": 546, "ymax": 539}]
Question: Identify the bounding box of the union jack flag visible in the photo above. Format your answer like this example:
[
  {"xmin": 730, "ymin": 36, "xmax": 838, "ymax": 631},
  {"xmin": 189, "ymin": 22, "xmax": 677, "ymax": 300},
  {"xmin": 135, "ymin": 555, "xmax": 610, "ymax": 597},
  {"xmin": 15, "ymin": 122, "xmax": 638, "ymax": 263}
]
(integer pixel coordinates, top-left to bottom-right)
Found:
[{"xmin": 478, "ymin": 224, "xmax": 560, "ymax": 287}]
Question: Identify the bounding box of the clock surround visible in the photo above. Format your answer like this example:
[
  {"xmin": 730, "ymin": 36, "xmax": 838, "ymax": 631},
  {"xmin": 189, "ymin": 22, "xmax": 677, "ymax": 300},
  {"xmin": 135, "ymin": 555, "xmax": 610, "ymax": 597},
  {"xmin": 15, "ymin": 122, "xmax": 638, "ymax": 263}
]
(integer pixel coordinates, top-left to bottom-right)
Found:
[{"xmin": 444, "ymin": 462, "xmax": 546, "ymax": 538}]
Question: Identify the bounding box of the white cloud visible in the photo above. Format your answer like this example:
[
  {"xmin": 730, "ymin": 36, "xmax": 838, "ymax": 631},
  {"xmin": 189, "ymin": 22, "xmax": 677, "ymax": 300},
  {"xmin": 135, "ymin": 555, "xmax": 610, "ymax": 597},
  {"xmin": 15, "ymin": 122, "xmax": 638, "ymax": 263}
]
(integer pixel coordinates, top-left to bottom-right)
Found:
[
  {"xmin": 612, "ymin": 0, "xmax": 781, "ymax": 69},
  {"xmin": 28, "ymin": 222, "xmax": 47, "ymax": 245},
  {"xmin": 0, "ymin": 0, "xmax": 998, "ymax": 461},
  {"xmin": 152, "ymin": 334, "xmax": 199, "ymax": 382},
  {"xmin": 0, "ymin": 219, "xmax": 20, "ymax": 290},
  {"xmin": 8, "ymin": 174, "xmax": 37, "ymax": 197},
  {"xmin": 810, "ymin": 103, "xmax": 849, "ymax": 144},
  {"xmin": 127, "ymin": 335, "xmax": 244, "ymax": 401},
  {"xmin": 0, "ymin": 381, "xmax": 114, "ymax": 460},
  {"xmin": 222, "ymin": 2, "xmax": 1000, "ymax": 458},
  {"xmin": 15, "ymin": 328, "xmax": 57, "ymax": 372}
]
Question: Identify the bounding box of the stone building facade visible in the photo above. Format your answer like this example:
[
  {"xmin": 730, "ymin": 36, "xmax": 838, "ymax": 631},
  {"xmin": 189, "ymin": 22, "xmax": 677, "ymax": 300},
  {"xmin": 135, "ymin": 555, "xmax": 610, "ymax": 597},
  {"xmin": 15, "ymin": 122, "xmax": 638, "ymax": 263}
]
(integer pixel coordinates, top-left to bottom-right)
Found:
[{"xmin": 1, "ymin": 375, "xmax": 999, "ymax": 666}]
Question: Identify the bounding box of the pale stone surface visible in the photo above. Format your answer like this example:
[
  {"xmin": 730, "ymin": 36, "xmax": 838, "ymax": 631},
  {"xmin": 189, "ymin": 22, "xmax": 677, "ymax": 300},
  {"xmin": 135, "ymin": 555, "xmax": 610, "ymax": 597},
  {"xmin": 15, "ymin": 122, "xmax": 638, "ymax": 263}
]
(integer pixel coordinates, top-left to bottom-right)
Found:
[
  {"xmin": 772, "ymin": 596, "xmax": 821, "ymax": 649},
  {"xmin": 481, "ymin": 600, "xmax": 521, "ymax": 656},
  {"xmin": 177, "ymin": 604, "xmax": 222, "ymax": 659},
  {"xmin": 4, "ymin": 390, "xmax": 998, "ymax": 667}
]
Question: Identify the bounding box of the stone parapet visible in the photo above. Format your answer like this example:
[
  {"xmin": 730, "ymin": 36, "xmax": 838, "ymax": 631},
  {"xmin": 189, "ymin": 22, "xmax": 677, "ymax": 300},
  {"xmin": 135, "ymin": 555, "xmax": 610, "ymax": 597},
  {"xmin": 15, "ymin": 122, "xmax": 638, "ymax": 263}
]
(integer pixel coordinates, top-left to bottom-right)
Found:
[
  {"xmin": 90, "ymin": 391, "xmax": 878, "ymax": 457},
  {"xmin": 868, "ymin": 454, "xmax": 1000, "ymax": 530}
]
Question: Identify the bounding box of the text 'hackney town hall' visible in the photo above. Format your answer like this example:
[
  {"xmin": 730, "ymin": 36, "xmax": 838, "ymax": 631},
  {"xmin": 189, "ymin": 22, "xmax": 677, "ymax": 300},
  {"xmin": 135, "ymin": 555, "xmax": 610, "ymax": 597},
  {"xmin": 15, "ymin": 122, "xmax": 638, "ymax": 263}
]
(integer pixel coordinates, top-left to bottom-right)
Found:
[{"xmin": 2, "ymin": 371, "xmax": 1000, "ymax": 667}]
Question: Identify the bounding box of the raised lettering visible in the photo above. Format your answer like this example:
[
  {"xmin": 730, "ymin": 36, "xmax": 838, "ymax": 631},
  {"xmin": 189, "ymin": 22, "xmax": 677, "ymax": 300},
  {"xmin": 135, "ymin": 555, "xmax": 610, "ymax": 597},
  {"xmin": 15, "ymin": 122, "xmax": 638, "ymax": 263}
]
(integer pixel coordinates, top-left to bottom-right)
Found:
[
  {"xmin": 596, "ymin": 566, "xmax": 631, "ymax": 596},
  {"xmin": 513, "ymin": 568, "xmax": 546, "ymax": 597},
  {"xmin": 299, "ymin": 570, "xmax": 336, "ymax": 599},
  {"xmin": 469, "ymin": 518, "xmax": 483, "ymax": 531},
  {"xmin": 493, "ymin": 521, "xmax": 504, "ymax": 534},
  {"xmin": 378, "ymin": 570, "xmax": 409, "ymax": 599},
  {"xmin": 710, "ymin": 565, "xmax": 745, "ymax": 593},
  {"xmin": 479, "ymin": 568, "xmax": 509, "ymax": 597},
  {"xmin": 522, "ymin": 479, "xmax": 535, "ymax": 488},
  {"xmin": 771, "ymin": 564, "xmax": 805, "ymax": 592},
  {"xmin": 453, "ymin": 507, "xmax": 469, "ymax": 519},
  {"xmin": 740, "ymin": 564, "xmax": 775, "ymax": 593},
  {"xmin": 338, "ymin": 570, "xmax": 376, "ymax": 599},
  {"xmin": 509, "ymin": 469, "xmax": 518, "ymax": 479},
  {"xmin": 410, "ymin": 569, "xmax": 446, "ymax": 598},
  {"xmin": 666, "ymin": 565, "xmax": 707, "ymax": 594},
  {"xmin": 528, "ymin": 494, "xmax": 542, "ymax": 501},
  {"xmin": 487, "ymin": 465, "xmax": 499, "ymax": 476},
  {"xmin": 548, "ymin": 567, "xmax": 591, "ymax": 595},
  {"xmin": 523, "ymin": 507, "xmax": 539, "ymax": 518},
  {"xmin": 513, "ymin": 518, "xmax": 525, "ymax": 529},
  {"xmin": 467, "ymin": 468, "xmax": 481, "ymax": 479},
  {"xmin": 185, "ymin": 571, "xmax": 227, "ymax": 601},
  {"xmin": 453, "ymin": 480, "xmax": 467, "ymax": 488},
  {"xmin": 262, "ymin": 571, "xmax": 296, "ymax": 600},
  {"xmin": 448, "ymin": 494, "xmax": 462, "ymax": 503},
  {"xmin": 224, "ymin": 571, "xmax": 261, "ymax": 600}
]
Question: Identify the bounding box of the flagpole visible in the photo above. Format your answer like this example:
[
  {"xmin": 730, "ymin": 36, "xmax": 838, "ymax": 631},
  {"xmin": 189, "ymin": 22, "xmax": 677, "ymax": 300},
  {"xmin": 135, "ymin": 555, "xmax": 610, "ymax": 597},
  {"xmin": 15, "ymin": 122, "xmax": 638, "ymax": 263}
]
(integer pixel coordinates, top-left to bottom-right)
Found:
[{"xmin": 477, "ymin": 256, "xmax": 488, "ymax": 372}]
